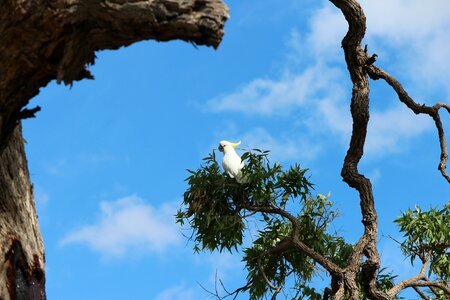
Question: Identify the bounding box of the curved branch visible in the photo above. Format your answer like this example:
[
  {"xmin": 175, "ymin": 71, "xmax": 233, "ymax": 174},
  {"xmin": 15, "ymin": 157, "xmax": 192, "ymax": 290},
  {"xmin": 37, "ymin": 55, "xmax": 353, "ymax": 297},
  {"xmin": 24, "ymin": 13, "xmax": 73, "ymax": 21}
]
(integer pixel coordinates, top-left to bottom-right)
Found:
[
  {"xmin": 257, "ymin": 257, "xmax": 283, "ymax": 295},
  {"xmin": 366, "ymin": 65, "xmax": 450, "ymax": 183},
  {"xmin": 412, "ymin": 279, "xmax": 450, "ymax": 295},
  {"xmin": 242, "ymin": 204, "xmax": 343, "ymax": 277},
  {"xmin": 327, "ymin": 0, "xmax": 384, "ymax": 298},
  {"xmin": 387, "ymin": 252, "xmax": 430, "ymax": 297}
]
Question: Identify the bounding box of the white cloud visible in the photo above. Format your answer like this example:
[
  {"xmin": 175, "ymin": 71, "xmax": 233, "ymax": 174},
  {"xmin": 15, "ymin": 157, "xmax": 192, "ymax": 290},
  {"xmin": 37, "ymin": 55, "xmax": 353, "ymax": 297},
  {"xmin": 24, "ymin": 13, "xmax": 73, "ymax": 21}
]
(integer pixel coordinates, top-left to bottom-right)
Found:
[
  {"xmin": 316, "ymin": 98, "xmax": 432, "ymax": 156},
  {"xmin": 207, "ymin": 252, "xmax": 244, "ymax": 284},
  {"xmin": 366, "ymin": 105, "xmax": 432, "ymax": 155},
  {"xmin": 240, "ymin": 127, "xmax": 321, "ymax": 162},
  {"xmin": 206, "ymin": 63, "xmax": 344, "ymax": 116},
  {"xmin": 306, "ymin": 5, "xmax": 347, "ymax": 60},
  {"xmin": 302, "ymin": 1, "xmax": 450, "ymax": 95},
  {"xmin": 206, "ymin": 1, "xmax": 446, "ymax": 162},
  {"xmin": 208, "ymin": 65, "xmax": 432, "ymax": 160},
  {"xmin": 315, "ymin": 97, "xmax": 352, "ymax": 141},
  {"xmin": 60, "ymin": 195, "xmax": 181, "ymax": 257},
  {"xmin": 154, "ymin": 253, "xmax": 245, "ymax": 300},
  {"xmin": 307, "ymin": 0, "xmax": 450, "ymax": 48},
  {"xmin": 360, "ymin": 0, "xmax": 450, "ymax": 95},
  {"xmin": 407, "ymin": 30, "xmax": 450, "ymax": 93},
  {"xmin": 155, "ymin": 283, "xmax": 196, "ymax": 300},
  {"xmin": 361, "ymin": 0, "xmax": 450, "ymax": 41}
]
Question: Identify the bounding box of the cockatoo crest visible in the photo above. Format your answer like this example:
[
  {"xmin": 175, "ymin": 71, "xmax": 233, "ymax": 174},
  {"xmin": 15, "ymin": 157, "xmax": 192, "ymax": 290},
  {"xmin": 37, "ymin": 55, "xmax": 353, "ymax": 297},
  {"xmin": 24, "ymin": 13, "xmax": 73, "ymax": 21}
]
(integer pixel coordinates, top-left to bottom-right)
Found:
[{"xmin": 218, "ymin": 140, "xmax": 246, "ymax": 183}]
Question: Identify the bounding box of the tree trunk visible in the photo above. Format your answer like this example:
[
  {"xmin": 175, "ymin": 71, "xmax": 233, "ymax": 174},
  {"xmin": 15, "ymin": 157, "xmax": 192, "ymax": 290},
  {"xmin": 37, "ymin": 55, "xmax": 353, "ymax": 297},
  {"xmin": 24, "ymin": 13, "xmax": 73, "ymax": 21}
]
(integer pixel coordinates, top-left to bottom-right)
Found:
[
  {"xmin": 0, "ymin": 0, "xmax": 228, "ymax": 299},
  {"xmin": 0, "ymin": 125, "xmax": 45, "ymax": 300}
]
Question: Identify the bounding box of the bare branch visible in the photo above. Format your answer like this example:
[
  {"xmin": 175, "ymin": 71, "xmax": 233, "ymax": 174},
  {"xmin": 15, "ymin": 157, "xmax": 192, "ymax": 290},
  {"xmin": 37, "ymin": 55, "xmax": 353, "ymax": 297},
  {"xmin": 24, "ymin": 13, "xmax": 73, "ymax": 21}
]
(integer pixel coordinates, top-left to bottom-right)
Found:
[
  {"xmin": 387, "ymin": 253, "xmax": 430, "ymax": 297},
  {"xmin": 412, "ymin": 286, "xmax": 430, "ymax": 300},
  {"xmin": 241, "ymin": 205, "xmax": 300, "ymax": 238},
  {"xmin": 198, "ymin": 272, "xmax": 251, "ymax": 300},
  {"xmin": 242, "ymin": 204, "xmax": 344, "ymax": 277},
  {"xmin": 18, "ymin": 106, "xmax": 41, "ymax": 120},
  {"xmin": 366, "ymin": 65, "xmax": 450, "ymax": 183},
  {"xmin": 414, "ymin": 279, "xmax": 450, "ymax": 295}
]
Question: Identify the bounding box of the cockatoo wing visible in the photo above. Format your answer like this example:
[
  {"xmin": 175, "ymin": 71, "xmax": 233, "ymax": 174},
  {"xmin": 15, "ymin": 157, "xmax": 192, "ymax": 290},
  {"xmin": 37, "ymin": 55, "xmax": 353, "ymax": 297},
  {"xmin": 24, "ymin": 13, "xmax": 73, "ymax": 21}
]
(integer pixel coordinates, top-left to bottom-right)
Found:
[
  {"xmin": 223, "ymin": 153, "xmax": 242, "ymax": 179},
  {"xmin": 235, "ymin": 161, "xmax": 247, "ymax": 183}
]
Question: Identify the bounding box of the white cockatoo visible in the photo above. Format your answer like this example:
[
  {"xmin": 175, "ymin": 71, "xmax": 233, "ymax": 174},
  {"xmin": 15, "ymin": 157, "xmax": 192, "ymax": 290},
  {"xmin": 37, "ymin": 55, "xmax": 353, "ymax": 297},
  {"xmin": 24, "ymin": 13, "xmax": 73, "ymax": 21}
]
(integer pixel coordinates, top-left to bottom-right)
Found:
[{"xmin": 218, "ymin": 140, "xmax": 245, "ymax": 183}]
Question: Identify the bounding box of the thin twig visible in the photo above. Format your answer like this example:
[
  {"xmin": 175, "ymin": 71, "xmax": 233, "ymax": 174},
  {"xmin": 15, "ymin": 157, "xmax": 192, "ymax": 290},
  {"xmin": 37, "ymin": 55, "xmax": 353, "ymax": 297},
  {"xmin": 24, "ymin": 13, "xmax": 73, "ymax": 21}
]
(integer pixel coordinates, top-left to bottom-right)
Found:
[{"xmin": 256, "ymin": 257, "xmax": 283, "ymax": 300}]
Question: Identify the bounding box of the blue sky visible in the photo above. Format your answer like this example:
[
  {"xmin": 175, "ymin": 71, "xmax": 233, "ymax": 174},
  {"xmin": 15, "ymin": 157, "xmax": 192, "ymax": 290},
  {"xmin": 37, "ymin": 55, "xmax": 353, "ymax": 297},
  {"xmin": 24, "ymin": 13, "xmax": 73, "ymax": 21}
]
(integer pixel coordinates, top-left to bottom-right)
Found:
[{"xmin": 23, "ymin": 0, "xmax": 450, "ymax": 299}]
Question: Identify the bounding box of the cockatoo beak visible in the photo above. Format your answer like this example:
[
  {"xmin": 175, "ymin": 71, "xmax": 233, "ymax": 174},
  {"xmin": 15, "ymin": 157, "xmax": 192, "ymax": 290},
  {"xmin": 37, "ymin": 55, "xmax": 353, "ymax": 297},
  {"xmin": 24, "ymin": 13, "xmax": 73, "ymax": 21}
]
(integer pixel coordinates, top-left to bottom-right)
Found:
[
  {"xmin": 231, "ymin": 141, "xmax": 241, "ymax": 148},
  {"xmin": 218, "ymin": 144, "xmax": 224, "ymax": 152}
]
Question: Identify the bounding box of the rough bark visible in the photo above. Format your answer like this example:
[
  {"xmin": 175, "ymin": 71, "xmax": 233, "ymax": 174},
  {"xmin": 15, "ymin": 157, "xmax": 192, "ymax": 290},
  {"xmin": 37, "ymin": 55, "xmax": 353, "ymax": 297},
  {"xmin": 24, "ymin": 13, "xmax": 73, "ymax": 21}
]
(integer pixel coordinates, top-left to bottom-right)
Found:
[
  {"xmin": 326, "ymin": 1, "xmax": 449, "ymax": 299},
  {"xmin": 326, "ymin": 1, "xmax": 386, "ymax": 299},
  {"xmin": 0, "ymin": 1, "xmax": 228, "ymax": 299},
  {"xmin": 0, "ymin": 125, "xmax": 45, "ymax": 300},
  {"xmin": 0, "ymin": 0, "xmax": 229, "ymax": 154}
]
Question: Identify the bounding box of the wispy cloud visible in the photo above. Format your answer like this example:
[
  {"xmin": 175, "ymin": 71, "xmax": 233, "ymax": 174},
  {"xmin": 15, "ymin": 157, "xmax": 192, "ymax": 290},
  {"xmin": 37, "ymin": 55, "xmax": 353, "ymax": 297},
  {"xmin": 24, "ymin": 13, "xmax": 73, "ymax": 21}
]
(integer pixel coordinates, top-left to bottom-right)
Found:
[
  {"xmin": 315, "ymin": 98, "xmax": 432, "ymax": 156},
  {"xmin": 206, "ymin": 1, "xmax": 447, "ymax": 162},
  {"xmin": 34, "ymin": 184, "xmax": 50, "ymax": 207},
  {"xmin": 45, "ymin": 158, "xmax": 67, "ymax": 176},
  {"xmin": 206, "ymin": 63, "xmax": 344, "ymax": 116},
  {"xmin": 361, "ymin": 0, "xmax": 450, "ymax": 94},
  {"xmin": 366, "ymin": 105, "xmax": 432, "ymax": 156},
  {"xmin": 60, "ymin": 195, "xmax": 181, "ymax": 257},
  {"xmin": 306, "ymin": 5, "xmax": 347, "ymax": 61},
  {"xmin": 361, "ymin": 0, "xmax": 450, "ymax": 41},
  {"xmin": 207, "ymin": 252, "xmax": 244, "ymax": 285},
  {"xmin": 155, "ymin": 283, "xmax": 196, "ymax": 300}
]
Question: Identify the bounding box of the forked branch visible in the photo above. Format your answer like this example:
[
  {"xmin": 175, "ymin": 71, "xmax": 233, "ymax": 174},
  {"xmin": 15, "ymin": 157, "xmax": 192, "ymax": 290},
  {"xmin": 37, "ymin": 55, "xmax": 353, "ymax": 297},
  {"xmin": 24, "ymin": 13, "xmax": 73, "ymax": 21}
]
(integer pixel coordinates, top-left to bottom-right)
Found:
[{"xmin": 242, "ymin": 204, "xmax": 344, "ymax": 277}]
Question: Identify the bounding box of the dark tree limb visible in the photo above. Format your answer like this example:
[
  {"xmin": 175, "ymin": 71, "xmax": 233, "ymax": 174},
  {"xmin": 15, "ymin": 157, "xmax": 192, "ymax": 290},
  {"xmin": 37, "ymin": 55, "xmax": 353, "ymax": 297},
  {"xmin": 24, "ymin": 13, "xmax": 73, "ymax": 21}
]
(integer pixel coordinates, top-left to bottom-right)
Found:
[
  {"xmin": 327, "ymin": 1, "xmax": 450, "ymax": 299},
  {"xmin": 0, "ymin": 0, "xmax": 229, "ymax": 154},
  {"xmin": 322, "ymin": 287, "xmax": 332, "ymax": 300},
  {"xmin": 327, "ymin": 0, "xmax": 387, "ymax": 299},
  {"xmin": 366, "ymin": 64, "xmax": 450, "ymax": 183},
  {"xmin": 0, "ymin": 1, "xmax": 229, "ymax": 299},
  {"xmin": 18, "ymin": 106, "xmax": 42, "ymax": 120},
  {"xmin": 0, "ymin": 125, "xmax": 45, "ymax": 299}
]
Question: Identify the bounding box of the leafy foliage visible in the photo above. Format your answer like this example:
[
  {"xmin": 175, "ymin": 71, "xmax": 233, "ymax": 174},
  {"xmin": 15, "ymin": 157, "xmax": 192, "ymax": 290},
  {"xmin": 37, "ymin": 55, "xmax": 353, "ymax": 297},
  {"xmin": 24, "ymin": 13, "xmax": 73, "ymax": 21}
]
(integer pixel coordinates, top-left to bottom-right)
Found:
[
  {"xmin": 177, "ymin": 149, "xmax": 450, "ymax": 299},
  {"xmin": 395, "ymin": 203, "xmax": 450, "ymax": 280},
  {"xmin": 177, "ymin": 150, "xmax": 350, "ymax": 298}
]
